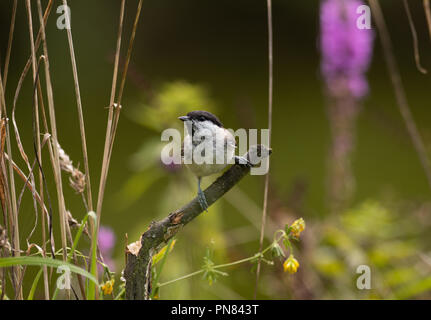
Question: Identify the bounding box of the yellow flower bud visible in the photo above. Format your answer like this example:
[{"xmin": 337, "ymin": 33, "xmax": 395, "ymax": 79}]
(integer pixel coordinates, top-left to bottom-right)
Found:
[
  {"xmin": 283, "ymin": 254, "xmax": 299, "ymax": 274},
  {"xmin": 101, "ymin": 279, "xmax": 115, "ymax": 295},
  {"xmin": 290, "ymin": 218, "xmax": 305, "ymax": 238}
]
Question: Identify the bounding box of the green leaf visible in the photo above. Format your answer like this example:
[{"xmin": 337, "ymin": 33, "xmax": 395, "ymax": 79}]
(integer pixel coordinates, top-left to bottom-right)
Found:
[
  {"xmin": 150, "ymin": 238, "xmax": 176, "ymax": 299},
  {"xmin": 52, "ymin": 211, "xmax": 93, "ymax": 300},
  {"xmin": 68, "ymin": 212, "xmax": 92, "ymax": 264},
  {"xmin": 152, "ymin": 239, "xmax": 176, "ymax": 265},
  {"xmin": 27, "ymin": 268, "xmax": 43, "ymax": 300},
  {"xmin": 0, "ymin": 256, "xmax": 98, "ymax": 285},
  {"xmin": 283, "ymin": 238, "xmax": 291, "ymax": 251}
]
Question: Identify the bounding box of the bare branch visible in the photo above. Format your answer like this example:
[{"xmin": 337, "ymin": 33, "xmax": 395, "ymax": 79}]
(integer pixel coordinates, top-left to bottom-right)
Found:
[{"xmin": 124, "ymin": 145, "xmax": 272, "ymax": 300}]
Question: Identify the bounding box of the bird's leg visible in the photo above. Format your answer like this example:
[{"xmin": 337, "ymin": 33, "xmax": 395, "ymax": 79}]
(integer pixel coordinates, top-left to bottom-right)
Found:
[
  {"xmin": 197, "ymin": 177, "xmax": 209, "ymax": 212},
  {"xmin": 234, "ymin": 155, "xmax": 253, "ymax": 167}
]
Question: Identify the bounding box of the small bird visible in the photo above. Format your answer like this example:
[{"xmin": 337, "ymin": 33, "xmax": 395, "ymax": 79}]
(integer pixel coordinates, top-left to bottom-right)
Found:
[{"xmin": 179, "ymin": 110, "xmax": 250, "ymax": 212}]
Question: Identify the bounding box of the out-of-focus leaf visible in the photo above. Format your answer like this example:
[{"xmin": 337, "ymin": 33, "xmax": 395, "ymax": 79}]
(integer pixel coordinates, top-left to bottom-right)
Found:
[
  {"xmin": 341, "ymin": 200, "xmax": 393, "ymax": 239},
  {"xmin": 116, "ymin": 169, "xmax": 164, "ymax": 210},
  {"xmin": 131, "ymin": 81, "xmax": 216, "ymax": 131},
  {"xmin": 322, "ymin": 226, "xmax": 354, "ymax": 250},
  {"xmin": 312, "ymin": 247, "xmax": 346, "ymax": 276},
  {"xmin": 393, "ymin": 276, "xmax": 431, "ymax": 299},
  {"xmin": 383, "ymin": 267, "xmax": 417, "ymax": 287},
  {"xmin": 369, "ymin": 241, "xmax": 416, "ymax": 267}
]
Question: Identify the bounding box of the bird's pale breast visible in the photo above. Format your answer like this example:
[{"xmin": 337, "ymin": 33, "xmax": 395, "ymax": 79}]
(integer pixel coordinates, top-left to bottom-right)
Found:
[{"xmin": 183, "ymin": 123, "xmax": 235, "ymax": 177}]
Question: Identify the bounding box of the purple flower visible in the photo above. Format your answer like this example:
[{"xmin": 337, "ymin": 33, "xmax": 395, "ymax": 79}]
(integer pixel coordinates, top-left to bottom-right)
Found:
[
  {"xmin": 98, "ymin": 226, "xmax": 116, "ymax": 273},
  {"xmin": 320, "ymin": 0, "xmax": 374, "ymax": 98},
  {"xmin": 98, "ymin": 226, "xmax": 116, "ymax": 255}
]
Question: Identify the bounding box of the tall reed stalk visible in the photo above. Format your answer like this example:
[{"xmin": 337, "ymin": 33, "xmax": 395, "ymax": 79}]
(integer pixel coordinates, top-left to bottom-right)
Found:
[
  {"xmin": 0, "ymin": 0, "xmax": 145, "ymax": 300},
  {"xmin": 94, "ymin": 0, "xmax": 143, "ymax": 282},
  {"xmin": 254, "ymin": 0, "xmax": 273, "ymax": 299},
  {"xmin": 0, "ymin": 67, "xmax": 21, "ymax": 299}
]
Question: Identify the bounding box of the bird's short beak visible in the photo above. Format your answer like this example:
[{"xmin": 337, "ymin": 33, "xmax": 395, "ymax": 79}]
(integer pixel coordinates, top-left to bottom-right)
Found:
[{"xmin": 178, "ymin": 116, "xmax": 190, "ymax": 122}]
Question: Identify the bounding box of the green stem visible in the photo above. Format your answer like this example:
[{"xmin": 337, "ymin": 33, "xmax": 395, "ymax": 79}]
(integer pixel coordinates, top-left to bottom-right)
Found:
[
  {"xmin": 87, "ymin": 212, "xmax": 98, "ymax": 300},
  {"xmin": 114, "ymin": 287, "xmax": 125, "ymax": 300},
  {"xmin": 157, "ymin": 234, "xmax": 284, "ymax": 289},
  {"xmin": 158, "ymin": 270, "xmax": 204, "ymax": 288}
]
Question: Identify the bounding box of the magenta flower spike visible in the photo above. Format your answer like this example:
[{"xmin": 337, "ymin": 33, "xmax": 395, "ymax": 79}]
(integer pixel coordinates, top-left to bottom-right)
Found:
[{"xmin": 320, "ymin": 0, "xmax": 374, "ymax": 98}]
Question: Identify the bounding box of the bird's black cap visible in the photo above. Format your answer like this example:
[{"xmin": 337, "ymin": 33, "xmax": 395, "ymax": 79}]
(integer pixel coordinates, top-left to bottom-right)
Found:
[{"xmin": 179, "ymin": 110, "xmax": 223, "ymax": 127}]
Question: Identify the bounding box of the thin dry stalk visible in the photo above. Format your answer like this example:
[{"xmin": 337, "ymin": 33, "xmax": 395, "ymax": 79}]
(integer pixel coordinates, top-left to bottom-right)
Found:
[
  {"xmin": 2, "ymin": 0, "xmax": 17, "ymax": 92},
  {"xmin": 117, "ymin": 0, "xmax": 143, "ymax": 105},
  {"xmin": 35, "ymin": 0, "xmax": 89, "ymax": 299},
  {"xmin": 423, "ymin": 0, "xmax": 431, "ymax": 41},
  {"xmin": 109, "ymin": 0, "xmax": 144, "ymax": 154},
  {"xmin": 62, "ymin": 0, "xmax": 93, "ymax": 212},
  {"xmin": 96, "ymin": 0, "xmax": 125, "ymax": 227},
  {"xmin": 16, "ymin": 0, "xmax": 53, "ymax": 93},
  {"xmin": 0, "ymin": 118, "xmax": 10, "ymax": 301},
  {"xmin": 96, "ymin": 0, "xmax": 141, "ymax": 235},
  {"xmin": 109, "ymin": 0, "xmax": 126, "ymax": 111},
  {"xmin": 27, "ymin": 0, "xmax": 68, "ymax": 266},
  {"xmin": 0, "ymin": 119, "xmax": 8, "ymax": 222},
  {"xmin": 0, "ymin": 64, "xmax": 21, "ymax": 300},
  {"xmin": 369, "ymin": 0, "xmax": 431, "ymax": 191},
  {"xmin": 105, "ymin": 0, "xmax": 144, "ymax": 171},
  {"xmin": 25, "ymin": 0, "xmax": 53, "ymax": 300},
  {"xmin": 254, "ymin": 0, "xmax": 273, "ymax": 300},
  {"xmin": 33, "ymin": 37, "xmax": 55, "ymax": 301},
  {"xmin": 403, "ymin": 0, "xmax": 427, "ymax": 74},
  {"xmin": 12, "ymin": 50, "xmax": 55, "ymax": 301},
  {"xmin": 27, "ymin": 44, "xmax": 56, "ymax": 288},
  {"xmin": 93, "ymin": 0, "xmax": 127, "ymax": 290},
  {"xmin": 35, "ymin": 74, "xmax": 50, "ymax": 300},
  {"xmin": 14, "ymin": 14, "xmax": 40, "ymax": 254},
  {"xmin": 34, "ymin": 1, "xmax": 67, "ymax": 299},
  {"xmin": 4, "ymin": 140, "xmax": 51, "ymax": 220}
]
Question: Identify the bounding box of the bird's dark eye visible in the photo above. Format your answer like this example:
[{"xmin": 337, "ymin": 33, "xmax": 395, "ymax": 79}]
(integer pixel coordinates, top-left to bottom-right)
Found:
[{"xmin": 199, "ymin": 116, "xmax": 205, "ymax": 121}]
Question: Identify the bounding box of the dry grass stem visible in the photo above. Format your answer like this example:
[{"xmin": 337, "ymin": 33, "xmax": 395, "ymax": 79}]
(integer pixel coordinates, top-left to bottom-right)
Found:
[
  {"xmin": 254, "ymin": 0, "xmax": 273, "ymax": 300},
  {"xmin": 2, "ymin": 0, "xmax": 17, "ymax": 92},
  {"xmin": 62, "ymin": 0, "xmax": 93, "ymax": 211},
  {"xmin": 0, "ymin": 62, "xmax": 21, "ymax": 299},
  {"xmin": 403, "ymin": 0, "xmax": 427, "ymax": 74},
  {"xmin": 369, "ymin": 0, "xmax": 431, "ymax": 192},
  {"xmin": 424, "ymin": 0, "xmax": 431, "ymax": 40},
  {"xmin": 96, "ymin": 0, "xmax": 144, "ymax": 240},
  {"xmin": 29, "ymin": 0, "xmax": 69, "ymax": 266}
]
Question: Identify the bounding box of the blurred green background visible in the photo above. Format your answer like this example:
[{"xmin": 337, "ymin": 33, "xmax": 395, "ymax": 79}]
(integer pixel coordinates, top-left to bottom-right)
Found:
[{"xmin": 0, "ymin": 0, "xmax": 430, "ymax": 299}]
